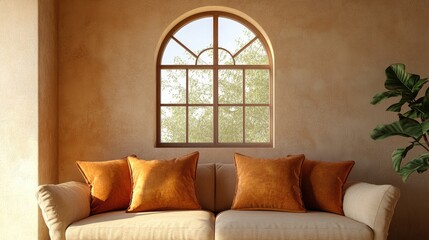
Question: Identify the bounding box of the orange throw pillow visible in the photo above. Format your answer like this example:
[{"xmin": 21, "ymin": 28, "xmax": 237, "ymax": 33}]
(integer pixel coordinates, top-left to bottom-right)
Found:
[
  {"xmin": 76, "ymin": 158, "xmax": 131, "ymax": 215},
  {"xmin": 301, "ymin": 159, "xmax": 355, "ymax": 215},
  {"xmin": 127, "ymin": 152, "xmax": 201, "ymax": 212},
  {"xmin": 231, "ymin": 153, "xmax": 306, "ymax": 212}
]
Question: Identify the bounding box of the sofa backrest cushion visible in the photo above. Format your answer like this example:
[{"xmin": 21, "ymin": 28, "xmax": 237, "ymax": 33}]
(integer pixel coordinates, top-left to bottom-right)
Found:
[
  {"xmin": 196, "ymin": 163, "xmax": 216, "ymax": 212},
  {"xmin": 215, "ymin": 163, "xmax": 236, "ymax": 212}
]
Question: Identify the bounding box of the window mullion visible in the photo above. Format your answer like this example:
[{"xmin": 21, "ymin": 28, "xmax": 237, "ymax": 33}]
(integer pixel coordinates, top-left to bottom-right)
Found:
[
  {"xmin": 186, "ymin": 69, "xmax": 189, "ymax": 143},
  {"xmin": 213, "ymin": 14, "xmax": 219, "ymax": 144}
]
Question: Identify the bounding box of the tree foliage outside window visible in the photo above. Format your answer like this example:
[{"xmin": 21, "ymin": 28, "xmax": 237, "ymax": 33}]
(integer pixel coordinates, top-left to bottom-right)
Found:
[{"xmin": 157, "ymin": 12, "xmax": 273, "ymax": 147}]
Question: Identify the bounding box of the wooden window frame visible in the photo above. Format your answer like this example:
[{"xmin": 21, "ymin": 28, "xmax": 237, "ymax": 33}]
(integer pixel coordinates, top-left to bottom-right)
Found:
[{"xmin": 156, "ymin": 11, "xmax": 273, "ymax": 148}]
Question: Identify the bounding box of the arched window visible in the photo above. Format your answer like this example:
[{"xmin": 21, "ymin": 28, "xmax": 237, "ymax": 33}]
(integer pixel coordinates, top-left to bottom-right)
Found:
[{"xmin": 157, "ymin": 11, "xmax": 273, "ymax": 147}]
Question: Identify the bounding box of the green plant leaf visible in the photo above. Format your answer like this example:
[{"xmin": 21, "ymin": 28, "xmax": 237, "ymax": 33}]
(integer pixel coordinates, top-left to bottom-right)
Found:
[
  {"xmin": 421, "ymin": 120, "xmax": 429, "ymax": 134},
  {"xmin": 386, "ymin": 100, "xmax": 406, "ymax": 112},
  {"xmin": 399, "ymin": 154, "xmax": 429, "ymax": 181},
  {"xmin": 370, "ymin": 91, "xmax": 401, "ymax": 105},
  {"xmin": 403, "ymin": 109, "xmax": 419, "ymax": 119},
  {"xmin": 370, "ymin": 118, "xmax": 422, "ymax": 140},
  {"xmin": 391, "ymin": 143, "xmax": 415, "ymax": 172},
  {"xmin": 385, "ymin": 64, "xmax": 419, "ymax": 92},
  {"xmin": 412, "ymin": 78, "xmax": 428, "ymax": 93}
]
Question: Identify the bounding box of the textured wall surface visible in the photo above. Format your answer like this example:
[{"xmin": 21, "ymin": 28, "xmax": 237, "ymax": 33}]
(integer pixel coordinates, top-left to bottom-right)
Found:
[
  {"xmin": 38, "ymin": 0, "xmax": 58, "ymax": 239},
  {"xmin": 58, "ymin": 0, "xmax": 429, "ymax": 239},
  {"xmin": 0, "ymin": 0, "xmax": 39, "ymax": 239}
]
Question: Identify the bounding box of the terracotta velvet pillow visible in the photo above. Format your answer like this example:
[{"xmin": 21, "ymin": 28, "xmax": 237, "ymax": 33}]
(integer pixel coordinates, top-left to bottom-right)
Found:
[
  {"xmin": 231, "ymin": 153, "xmax": 306, "ymax": 212},
  {"xmin": 127, "ymin": 152, "xmax": 201, "ymax": 212},
  {"xmin": 301, "ymin": 159, "xmax": 355, "ymax": 215},
  {"xmin": 76, "ymin": 158, "xmax": 132, "ymax": 215}
]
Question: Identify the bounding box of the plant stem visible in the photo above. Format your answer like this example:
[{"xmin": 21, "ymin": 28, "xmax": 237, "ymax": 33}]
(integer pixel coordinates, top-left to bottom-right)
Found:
[
  {"xmin": 424, "ymin": 134, "xmax": 429, "ymax": 149},
  {"xmin": 413, "ymin": 138, "xmax": 429, "ymax": 151}
]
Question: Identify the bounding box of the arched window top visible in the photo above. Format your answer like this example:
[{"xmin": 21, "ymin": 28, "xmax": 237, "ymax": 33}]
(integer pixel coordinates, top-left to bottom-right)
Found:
[
  {"xmin": 159, "ymin": 12, "xmax": 271, "ymax": 66},
  {"xmin": 157, "ymin": 11, "xmax": 273, "ymax": 147}
]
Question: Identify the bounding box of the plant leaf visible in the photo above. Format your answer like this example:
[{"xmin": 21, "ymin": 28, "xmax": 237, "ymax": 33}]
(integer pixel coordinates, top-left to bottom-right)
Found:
[
  {"xmin": 403, "ymin": 109, "xmax": 419, "ymax": 119},
  {"xmin": 421, "ymin": 120, "xmax": 429, "ymax": 134},
  {"xmin": 370, "ymin": 91, "xmax": 401, "ymax": 105},
  {"xmin": 399, "ymin": 154, "xmax": 429, "ymax": 181},
  {"xmin": 370, "ymin": 118, "xmax": 422, "ymax": 140},
  {"xmin": 391, "ymin": 143, "xmax": 414, "ymax": 172},
  {"xmin": 412, "ymin": 78, "xmax": 428, "ymax": 93},
  {"xmin": 386, "ymin": 100, "xmax": 406, "ymax": 112},
  {"xmin": 384, "ymin": 64, "xmax": 419, "ymax": 102}
]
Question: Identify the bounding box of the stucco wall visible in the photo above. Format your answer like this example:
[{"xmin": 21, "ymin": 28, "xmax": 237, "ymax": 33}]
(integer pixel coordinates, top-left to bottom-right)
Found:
[
  {"xmin": 58, "ymin": 0, "xmax": 429, "ymax": 239},
  {"xmin": 38, "ymin": 0, "xmax": 58, "ymax": 239},
  {"xmin": 0, "ymin": 0, "xmax": 39, "ymax": 239}
]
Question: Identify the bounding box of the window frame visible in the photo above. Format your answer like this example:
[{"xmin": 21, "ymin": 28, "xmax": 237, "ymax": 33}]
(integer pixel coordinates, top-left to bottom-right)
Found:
[{"xmin": 156, "ymin": 11, "xmax": 273, "ymax": 148}]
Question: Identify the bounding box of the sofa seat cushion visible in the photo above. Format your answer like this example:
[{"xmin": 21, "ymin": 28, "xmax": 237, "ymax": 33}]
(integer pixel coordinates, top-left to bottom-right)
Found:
[
  {"xmin": 215, "ymin": 210, "xmax": 373, "ymax": 240},
  {"xmin": 66, "ymin": 210, "xmax": 214, "ymax": 240}
]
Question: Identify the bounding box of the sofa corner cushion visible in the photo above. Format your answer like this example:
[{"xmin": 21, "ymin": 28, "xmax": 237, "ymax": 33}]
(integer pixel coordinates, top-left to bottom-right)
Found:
[
  {"xmin": 215, "ymin": 210, "xmax": 373, "ymax": 240},
  {"xmin": 66, "ymin": 210, "xmax": 215, "ymax": 240}
]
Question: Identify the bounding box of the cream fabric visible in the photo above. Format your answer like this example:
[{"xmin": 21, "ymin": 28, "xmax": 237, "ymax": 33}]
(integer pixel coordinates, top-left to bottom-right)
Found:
[
  {"xmin": 196, "ymin": 163, "xmax": 215, "ymax": 211},
  {"xmin": 36, "ymin": 181, "xmax": 91, "ymax": 240},
  {"xmin": 215, "ymin": 163, "xmax": 236, "ymax": 212},
  {"xmin": 215, "ymin": 210, "xmax": 373, "ymax": 240},
  {"xmin": 66, "ymin": 210, "xmax": 215, "ymax": 240},
  {"xmin": 343, "ymin": 182, "xmax": 400, "ymax": 240}
]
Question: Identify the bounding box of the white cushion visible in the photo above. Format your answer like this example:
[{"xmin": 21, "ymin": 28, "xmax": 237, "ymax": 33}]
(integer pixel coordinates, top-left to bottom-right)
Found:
[
  {"xmin": 66, "ymin": 210, "xmax": 215, "ymax": 240},
  {"xmin": 215, "ymin": 210, "xmax": 373, "ymax": 240}
]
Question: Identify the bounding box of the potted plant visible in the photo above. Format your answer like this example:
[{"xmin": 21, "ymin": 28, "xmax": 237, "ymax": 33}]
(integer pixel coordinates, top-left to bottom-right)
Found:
[{"xmin": 371, "ymin": 63, "xmax": 429, "ymax": 181}]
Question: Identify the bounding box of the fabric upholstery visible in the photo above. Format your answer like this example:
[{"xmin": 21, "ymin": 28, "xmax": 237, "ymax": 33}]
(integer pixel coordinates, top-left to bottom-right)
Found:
[
  {"xmin": 232, "ymin": 153, "xmax": 306, "ymax": 212},
  {"xmin": 36, "ymin": 181, "xmax": 91, "ymax": 240},
  {"xmin": 196, "ymin": 163, "xmax": 216, "ymax": 212},
  {"xmin": 215, "ymin": 210, "xmax": 373, "ymax": 240},
  {"xmin": 127, "ymin": 152, "xmax": 201, "ymax": 212},
  {"xmin": 66, "ymin": 210, "xmax": 215, "ymax": 240},
  {"xmin": 343, "ymin": 182, "xmax": 400, "ymax": 240},
  {"xmin": 76, "ymin": 158, "xmax": 131, "ymax": 214},
  {"xmin": 215, "ymin": 163, "xmax": 237, "ymax": 212},
  {"xmin": 301, "ymin": 159, "xmax": 354, "ymax": 215}
]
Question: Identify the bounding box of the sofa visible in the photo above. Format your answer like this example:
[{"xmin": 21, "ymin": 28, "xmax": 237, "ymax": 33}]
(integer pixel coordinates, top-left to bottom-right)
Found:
[{"xmin": 37, "ymin": 163, "xmax": 400, "ymax": 240}]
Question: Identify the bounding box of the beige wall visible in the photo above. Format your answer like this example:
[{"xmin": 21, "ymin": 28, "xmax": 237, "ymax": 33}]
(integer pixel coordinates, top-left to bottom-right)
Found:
[
  {"xmin": 57, "ymin": 0, "xmax": 429, "ymax": 239},
  {"xmin": 38, "ymin": 0, "xmax": 58, "ymax": 239},
  {"xmin": 0, "ymin": 0, "xmax": 39, "ymax": 239}
]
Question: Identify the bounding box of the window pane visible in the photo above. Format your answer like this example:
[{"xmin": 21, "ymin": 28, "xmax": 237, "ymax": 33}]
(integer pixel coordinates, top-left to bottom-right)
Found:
[
  {"xmin": 218, "ymin": 49, "xmax": 234, "ymax": 65},
  {"xmin": 161, "ymin": 39, "xmax": 196, "ymax": 65},
  {"xmin": 189, "ymin": 69, "xmax": 213, "ymax": 104},
  {"xmin": 245, "ymin": 69, "xmax": 270, "ymax": 104},
  {"xmin": 161, "ymin": 70, "xmax": 186, "ymax": 104},
  {"xmin": 245, "ymin": 107, "xmax": 270, "ymax": 143},
  {"xmin": 235, "ymin": 39, "xmax": 269, "ymax": 65},
  {"xmin": 196, "ymin": 49, "xmax": 213, "ymax": 65},
  {"xmin": 219, "ymin": 70, "xmax": 243, "ymax": 104},
  {"xmin": 189, "ymin": 107, "xmax": 213, "ymax": 143},
  {"xmin": 160, "ymin": 107, "xmax": 186, "ymax": 143},
  {"xmin": 219, "ymin": 106, "xmax": 243, "ymax": 143},
  {"xmin": 174, "ymin": 17, "xmax": 213, "ymax": 56},
  {"xmin": 219, "ymin": 17, "xmax": 255, "ymax": 55}
]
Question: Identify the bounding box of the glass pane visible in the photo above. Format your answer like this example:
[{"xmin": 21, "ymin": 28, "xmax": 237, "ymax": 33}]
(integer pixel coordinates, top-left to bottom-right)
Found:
[
  {"xmin": 219, "ymin": 17, "xmax": 255, "ymax": 55},
  {"xmin": 189, "ymin": 69, "xmax": 213, "ymax": 104},
  {"xmin": 189, "ymin": 107, "xmax": 213, "ymax": 143},
  {"xmin": 219, "ymin": 106, "xmax": 243, "ymax": 143},
  {"xmin": 218, "ymin": 49, "xmax": 234, "ymax": 65},
  {"xmin": 174, "ymin": 17, "xmax": 213, "ymax": 56},
  {"xmin": 161, "ymin": 70, "xmax": 186, "ymax": 104},
  {"xmin": 160, "ymin": 106, "xmax": 186, "ymax": 143},
  {"xmin": 161, "ymin": 39, "xmax": 196, "ymax": 65},
  {"xmin": 196, "ymin": 49, "xmax": 213, "ymax": 65},
  {"xmin": 245, "ymin": 107, "xmax": 270, "ymax": 143},
  {"xmin": 245, "ymin": 69, "xmax": 270, "ymax": 104},
  {"xmin": 219, "ymin": 70, "xmax": 243, "ymax": 104},
  {"xmin": 235, "ymin": 39, "xmax": 269, "ymax": 65}
]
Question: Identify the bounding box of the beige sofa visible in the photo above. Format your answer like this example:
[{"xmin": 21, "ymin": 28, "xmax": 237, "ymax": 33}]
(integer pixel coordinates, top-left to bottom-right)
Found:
[{"xmin": 37, "ymin": 163, "xmax": 400, "ymax": 240}]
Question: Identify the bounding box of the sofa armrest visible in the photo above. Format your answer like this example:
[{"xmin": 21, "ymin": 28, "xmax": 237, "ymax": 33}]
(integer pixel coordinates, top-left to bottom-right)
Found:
[
  {"xmin": 343, "ymin": 182, "xmax": 400, "ymax": 240},
  {"xmin": 36, "ymin": 181, "xmax": 90, "ymax": 240}
]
